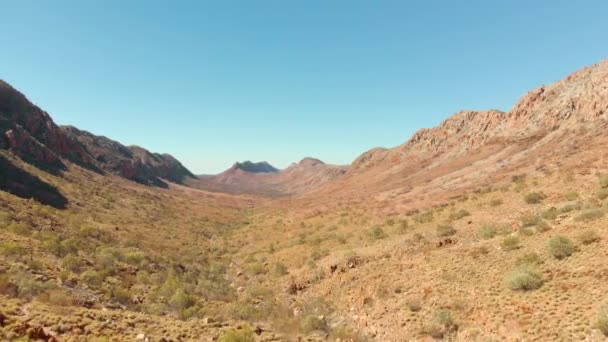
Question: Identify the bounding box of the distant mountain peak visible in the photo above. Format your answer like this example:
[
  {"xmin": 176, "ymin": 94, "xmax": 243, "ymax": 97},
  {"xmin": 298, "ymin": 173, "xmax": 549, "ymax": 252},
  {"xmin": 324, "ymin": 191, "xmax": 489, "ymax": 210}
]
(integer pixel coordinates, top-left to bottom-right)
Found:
[{"xmin": 231, "ymin": 161, "xmax": 279, "ymax": 173}]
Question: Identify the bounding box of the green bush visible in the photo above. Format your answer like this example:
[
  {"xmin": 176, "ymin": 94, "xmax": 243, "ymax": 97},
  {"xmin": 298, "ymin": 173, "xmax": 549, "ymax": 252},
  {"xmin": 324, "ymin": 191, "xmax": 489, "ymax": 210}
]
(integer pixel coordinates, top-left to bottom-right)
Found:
[
  {"xmin": 434, "ymin": 309, "xmax": 456, "ymax": 328},
  {"xmin": 110, "ymin": 286, "xmax": 132, "ymax": 305},
  {"xmin": 489, "ymin": 198, "xmax": 503, "ymax": 207},
  {"xmin": 560, "ymin": 203, "xmax": 582, "ymax": 213},
  {"xmin": 521, "ymin": 214, "xmax": 542, "ymax": 227},
  {"xmin": 0, "ymin": 242, "xmax": 27, "ymax": 257},
  {"xmin": 578, "ymin": 230, "xmax": 600, "ymax": 245},
  {"xmin": 599, "ymin": 174, "xmax": 608, "ymax": 189},
  {"xmin": 81, "ymin": 270, "xmax": 105, "ymax": 288},
  {"xmin": 524, "ymin": 192, "xmax": 546, "ymax": 204},
  {"xmin": 501, "ymin": 236, "xmax": 520, "ymax": 251},
  {"xmin": 478, "ymin": 225, "xmax": 497, "ymax": 239},
  {"xmin": 436, "ymin": 225, "xmax": 456, "ymax": 237},
  {"xmin": 169, "ymin": 288, "xmax": 195, "ymax": 311},
  {"xmin": 245, "ymin": 262, "xmax": 267, "ymax": 276},
  {"xmin": 301, "ymin": 315, "xmax": 328, "ymax": 333},
  {"xmin": 274, "ymin": 262, "xmax": 288, "ymax": 276},
  {"xmin": 218, "ymin": 327, "xmax": 255, "ymax": 342},
  {"xmin": 506, "ymin": 265, "xmax": 543, "ymax": 291},
  {"xmin": 448, "ymin": 209, "xmax": 470, "ymax": 221},
  {"xmin": 548, "ymin": 235, "xmax": 576, "ymax": 259},
  {"xmin": 516, "ymin": 252, "xmax": 543, "ymax": 266},
  {"xmin": 8, "ymin": 222, "xmax": 31, "ymax": 236},
  {"xmin": 62, "ymin": 254, "xmax": 85, "ymax": 273},
  {"xmin": 368, "ymin": 226, "xmax": 387, "ymax": 240},
  {"xmin": 598, "ymin": 306, "xmax": 608, "ymax": 337},
  {"xmin": 575, "ymin": 209, "xmax": 604, "ymax": 222},
  {"xmin": 541, "ymin": 207, "xmax": 559, "ymax": 220},
  {"xmin": 598, "ymin": 188, "xmax": 608, "ymax": 200},
  {"xmin": 564, "ymin": 191, "xmax": 579, "ymax": 201}
]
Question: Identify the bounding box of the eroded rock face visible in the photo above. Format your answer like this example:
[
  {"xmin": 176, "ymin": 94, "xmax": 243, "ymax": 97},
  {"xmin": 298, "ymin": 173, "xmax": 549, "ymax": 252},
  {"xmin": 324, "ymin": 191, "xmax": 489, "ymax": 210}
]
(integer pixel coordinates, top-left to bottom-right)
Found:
[
  {"xmin": 351, "ymin": 59, "xmax": 608, "ymax": 171},
  {"xmin": 0, "ymin": 80, "xmax": 96, "ymax": 174},
  {"xmin": 61, "ymin": 127, "xmax": 195, "ymax": 187},
  {"xmin": 0, "ymin": 80, "xmax": 195, "ymax": 187}
]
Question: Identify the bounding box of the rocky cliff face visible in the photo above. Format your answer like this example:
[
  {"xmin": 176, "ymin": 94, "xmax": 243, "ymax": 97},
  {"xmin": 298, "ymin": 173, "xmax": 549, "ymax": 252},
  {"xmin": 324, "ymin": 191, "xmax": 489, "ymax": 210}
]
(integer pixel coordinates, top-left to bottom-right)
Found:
[
  {"xmin": 0, "ymin": 80, "xmax": 194, "ymax": 187},
  {"xmin": 61, "ymin": 126, "xmax": 195, "ymax": 187},
  {"xmin": 0, "ymin": 80, "xmax": 98, "ymax": 174},
  {"xmin": 352, "ymin": 59, "xmax": 608, "ymax": 172}
]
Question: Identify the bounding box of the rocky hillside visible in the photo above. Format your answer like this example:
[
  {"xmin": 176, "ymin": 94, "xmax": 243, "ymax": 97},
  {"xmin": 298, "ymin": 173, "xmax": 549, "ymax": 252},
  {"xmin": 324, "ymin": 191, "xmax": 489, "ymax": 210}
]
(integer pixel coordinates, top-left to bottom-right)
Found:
[
  {"xmin": 299, "ymin": 58, "xmax": 608, "ymax": 212},
  {"xmin": 189, "ymin": 158, "xmax": 348, "ymax": 196},
  {"xmin": 62, "ymin": 126, "xmax": 194, "ymax": 187},
  {"xmin": 231, "ymin": 161, "xmax": 279, "ymax": 173},
  {"xmin": 0, "ymin": 80, "xmax": 194, "ymax": 188}
]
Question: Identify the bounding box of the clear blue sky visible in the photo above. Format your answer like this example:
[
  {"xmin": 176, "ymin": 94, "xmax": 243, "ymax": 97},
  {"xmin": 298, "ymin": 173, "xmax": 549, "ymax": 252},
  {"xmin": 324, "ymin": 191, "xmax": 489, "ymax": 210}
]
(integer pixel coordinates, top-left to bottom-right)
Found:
[{"xmin": 1, "ymin": 1, "xmax": 607, "ymax": 174}]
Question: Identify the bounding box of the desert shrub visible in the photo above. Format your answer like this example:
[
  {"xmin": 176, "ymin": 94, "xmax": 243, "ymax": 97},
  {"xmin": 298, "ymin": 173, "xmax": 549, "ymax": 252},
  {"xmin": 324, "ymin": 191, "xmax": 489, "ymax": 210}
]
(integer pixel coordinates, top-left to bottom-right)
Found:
[
  {"xmin": 436, "ymin": 225, "xmax": 456, "ymax": 237},
  {"xmin": 8, "ymin": 222, "xmax": 31, "ymax": 236},
  {"xmin": 548, "ymin": 235, "xmax": 576, "ymax": 259},
  {"xmin": 434, "ymin": 309, "xmax": 456, "ymax": 328},
  {"xmin": 274, "ymin": 262, "xmax": 288, "ymax": 276},
  {"xmin": 395, "ymin": 220, "xmax": 409, "ymax": 234},
  {"xmin": 169, "ymin": 288, "xmax": 196, "ymax": 311},
  {"xmin": 501, "ymin": 236, "xmax": 520, "ymax": 251},
  {"xmin": 41, "ymin": 288, "xmax": 74, "ymax": 306},
  {"xmin": 448, "ymin": 209, "xmax": 470, "ymax": 221},
  {"xmin": 506, "ymin": 265, "xmax": 543, "ymax": 291},
  {"xmin": 123, "ymin": 250, "xmax": 145, "ymax": 266},
  {"xmin": 218, "ymin": 327, "xmax": 255, "ymax": 342},
  {"xmin": 301, "ymin": 314, "xmax": 328, "ymax": 333},
  {"xmin": 560, "ymin": 203, "xmax": 582, "ymax": 213},
  {"xmin": 578, "ymin": 230, "xmax": 600, "ymax": 245},
  {"xmin": 525, "ymin": 192, "xmax": 546, "ymax": 204},
  {"xmin": 564, "ymin": 191, "xmax": 579, "ymax": 201},
  {"xmin": 0, "ymin": 241, "xmax": 27, "ymax": 258},
  {"xmin": 368, "ymin": 226, "xmax": 387, "ymax": 240},
  {"xmin": 516, "ymin": 252, "xmax": 544, "ymax": 266},
  {"xmin": 575, "ymin": 209, "xmax": 605, "ymax": 222},
  {"xmin": 518, "ymin": 226, "xmax": 534, "ymax": 236},
  {"xmin": 12, "ymin": 272, "xmax": 55, "ymax": 299},
  {"xmin": 246, "ymin": 262, "xmax": 267, "ymax": 276},
  {"xmin": 478, "ymin": 225, "xmax": 497, "ymax": 239},
  {"xmin": 414, "ymin": 211, "xmax": 434, "ymax": 224},
  {"xmin": 598, "ymin": 188, "xmax": 608, "ymax": 200},
  {"xmin": 81, "ymin": 270, "xmax": 105, "ymax": 288},
  {"xmin": 489, "ymin": 198, "xmax": 503, "ymax": 207},
  {"xmin": 0, "ymin": 211, "xmax": 12, "ymax": 225},
  {"xmin": 598, "ymin": 306, "xmax": 608, "ymax": 337},
  {"xmin": 62, "ymin": 254, "xmax": 85, "ymax": 273},
  {"xmin": 43, "ymin": 236, "xmax": 79, "ymax": 257},
  {"xmin": 422, "ymin": 309, "xmax": 458, "ymax": 338},
  {"xmin": 535, "ymin": 220, "xmax": 551, "ymax": 233},
  {"xmin": 541, "ymin": 207, "xmax": 559, "ymax": 220},
  {"xmin": 110, "ymin": 286, "xmax": 132, "ymax": 305},
  {"xmin": 599, "ymin": 174, "xmax": 608, "ymax": 189},
  {"xmin": 521, "ymin": 214, "xmax": 542, "ymax": 227}
]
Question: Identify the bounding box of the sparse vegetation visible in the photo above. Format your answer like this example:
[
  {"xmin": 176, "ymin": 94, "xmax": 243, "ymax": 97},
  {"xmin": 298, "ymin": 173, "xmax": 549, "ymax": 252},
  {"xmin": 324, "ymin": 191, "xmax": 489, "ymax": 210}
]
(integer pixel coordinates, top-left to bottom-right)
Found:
[
  {"xmin": 598, "ymin": 306, "xmax": 608, "ymax": 337},
  {"xmin": 436, "ymin": 224, "xmax": 456, "ymax": 237},
  {"xmin": 548, "ymin": 235, "xmax": 576, "ymax": 259},
  {"xmin": 218, "ymin": 327, "xmax": 255, "ymax": 342},
  {"xmin": 368, "ymin": 226, "xmax": 387, "ymax": 240},
  {"xmin": 524, "ymin": 191, "xmax": 546, "ymax": 204},
  {"xmin": 448, "ymin": 209, "xmax": 470, "ymax": 221},
  {"xmin": 501, "ymin": 236, "xmax": 520, "ymax": 251},
  {"xmin": 506, "ymin": 265, "xmax": 543, "ymax": 291},
  {"xmin": 578, "ymin": 230, "xmax": 600, "ymax": 245},
  {"xmin": 575, "ymin": 209, "xmax": 604, "ymax": 222}
]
